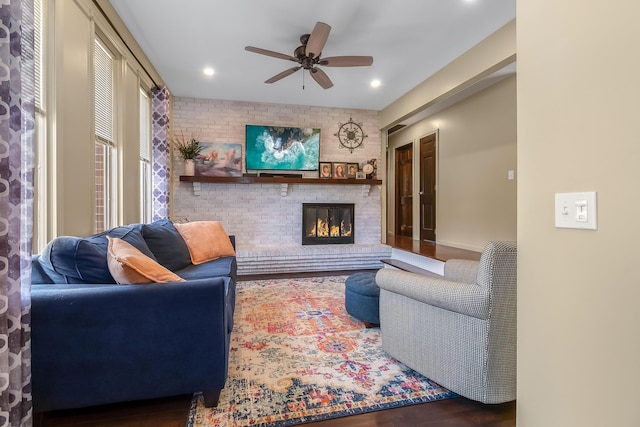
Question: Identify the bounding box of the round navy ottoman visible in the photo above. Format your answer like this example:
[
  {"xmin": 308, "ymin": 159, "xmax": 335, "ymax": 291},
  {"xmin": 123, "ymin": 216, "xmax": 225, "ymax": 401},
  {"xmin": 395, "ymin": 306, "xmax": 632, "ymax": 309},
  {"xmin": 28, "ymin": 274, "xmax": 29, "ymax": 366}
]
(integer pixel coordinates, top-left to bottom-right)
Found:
[{"xmin": 345, "ymin": 271, "xmax": 380, "ymax": 327}]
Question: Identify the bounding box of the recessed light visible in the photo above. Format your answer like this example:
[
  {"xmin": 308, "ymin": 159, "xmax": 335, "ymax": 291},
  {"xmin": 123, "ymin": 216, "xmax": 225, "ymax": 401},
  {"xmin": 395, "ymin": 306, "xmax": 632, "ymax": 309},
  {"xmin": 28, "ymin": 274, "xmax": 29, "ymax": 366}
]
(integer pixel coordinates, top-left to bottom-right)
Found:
[
  {"xmin": 370, "ymin": 79, "xmax": 381, "ymax": 88},
  {"xmin": 203, "ymin": 67, "xmax": 215, "ymax": 77}
]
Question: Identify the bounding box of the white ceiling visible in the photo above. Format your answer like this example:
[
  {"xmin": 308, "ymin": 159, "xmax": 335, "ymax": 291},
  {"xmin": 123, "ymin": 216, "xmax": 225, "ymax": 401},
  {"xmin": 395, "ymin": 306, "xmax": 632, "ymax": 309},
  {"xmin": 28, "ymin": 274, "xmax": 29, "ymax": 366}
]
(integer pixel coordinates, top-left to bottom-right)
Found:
[{"xmin": 109, "ymin": 0, "xmax": 515, "ymax": 111}]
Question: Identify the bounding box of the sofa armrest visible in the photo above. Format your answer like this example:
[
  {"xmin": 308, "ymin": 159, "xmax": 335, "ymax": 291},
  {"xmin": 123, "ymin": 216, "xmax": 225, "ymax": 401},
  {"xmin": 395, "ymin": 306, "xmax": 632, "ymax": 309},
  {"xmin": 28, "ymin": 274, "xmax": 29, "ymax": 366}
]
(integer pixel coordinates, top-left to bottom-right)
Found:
[
  {"xmin": 376, "ymin": 269, "xmax": 489, "ymax": 320},
  {"xmin": 31, "ymin": 277, "xmax": 232, "ymax": 411}
]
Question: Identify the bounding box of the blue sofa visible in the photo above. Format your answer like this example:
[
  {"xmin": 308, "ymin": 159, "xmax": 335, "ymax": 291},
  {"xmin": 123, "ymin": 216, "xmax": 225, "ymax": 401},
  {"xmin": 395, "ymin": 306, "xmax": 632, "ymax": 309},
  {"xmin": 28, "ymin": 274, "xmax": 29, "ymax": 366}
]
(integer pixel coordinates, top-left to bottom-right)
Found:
[{"xmin": 30, "ymin": 219, "xmax": 237, "ymax": 412}]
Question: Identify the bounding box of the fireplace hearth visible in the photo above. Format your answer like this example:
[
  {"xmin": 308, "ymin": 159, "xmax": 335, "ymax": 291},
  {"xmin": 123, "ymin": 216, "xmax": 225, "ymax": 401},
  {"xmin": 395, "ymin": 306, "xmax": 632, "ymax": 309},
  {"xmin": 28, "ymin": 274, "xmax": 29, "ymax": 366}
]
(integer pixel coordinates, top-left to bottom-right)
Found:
[{"xmin": 302, "ymin": 203, "xmax": 354, "ymax": 245}]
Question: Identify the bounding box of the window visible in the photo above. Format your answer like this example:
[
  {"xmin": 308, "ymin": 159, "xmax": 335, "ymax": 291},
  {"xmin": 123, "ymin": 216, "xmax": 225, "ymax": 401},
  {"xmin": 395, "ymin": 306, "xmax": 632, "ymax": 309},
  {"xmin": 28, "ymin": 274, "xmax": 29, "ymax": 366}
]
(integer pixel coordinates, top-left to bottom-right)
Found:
[
  {"xmin": 139, "ymin": 88, "xmax": 152, "ymax": 223},
  {"xmin": 33, "ymin": 0, "xmax": 47, "ymax": 252},
  {"xmin": 94, "ymin": 37, "xmax": 116, "ymax": 233}
]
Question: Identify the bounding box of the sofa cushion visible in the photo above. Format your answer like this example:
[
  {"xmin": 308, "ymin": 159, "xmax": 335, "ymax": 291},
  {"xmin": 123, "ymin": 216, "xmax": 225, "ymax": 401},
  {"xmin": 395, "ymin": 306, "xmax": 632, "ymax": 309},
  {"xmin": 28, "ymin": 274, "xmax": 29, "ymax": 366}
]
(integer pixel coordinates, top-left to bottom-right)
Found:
[
  {"xmin": 40, "ymin": 226, "xmax": 157, "ymax": 284},
  {"xmin": 106, "ymin": 237, "xmax": 185, "ymax": 284},
  {"xmin": 140, "ymin": 219, "xmax": 192, "ymax": 271},
  {"xmin": 174, "ymin": 221, "xmax": 236, "ymax": 265},
  {"xmin": 175, "ymin": 256, "xmax": 236, "ymax": 282}
]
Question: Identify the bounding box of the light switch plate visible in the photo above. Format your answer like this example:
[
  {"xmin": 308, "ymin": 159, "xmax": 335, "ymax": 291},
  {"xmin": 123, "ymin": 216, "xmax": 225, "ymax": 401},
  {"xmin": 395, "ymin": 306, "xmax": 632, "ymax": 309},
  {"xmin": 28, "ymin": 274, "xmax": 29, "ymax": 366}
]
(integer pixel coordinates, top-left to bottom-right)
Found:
[{"xmin": 555, "ymin": 192, "xmax": 597, "ymax": 230}]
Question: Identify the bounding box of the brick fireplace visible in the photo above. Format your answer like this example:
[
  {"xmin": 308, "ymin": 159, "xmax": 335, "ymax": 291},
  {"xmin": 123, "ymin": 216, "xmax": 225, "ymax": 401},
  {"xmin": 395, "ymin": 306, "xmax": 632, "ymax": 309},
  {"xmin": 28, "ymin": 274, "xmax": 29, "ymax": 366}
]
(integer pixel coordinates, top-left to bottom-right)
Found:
[
  {"xmin": 171, "ymin": 96, "xmax": 391, "ymax": 274},
  {"xmin": 173, "ymin": 181, "xmax": 391, "ymax": 275}
]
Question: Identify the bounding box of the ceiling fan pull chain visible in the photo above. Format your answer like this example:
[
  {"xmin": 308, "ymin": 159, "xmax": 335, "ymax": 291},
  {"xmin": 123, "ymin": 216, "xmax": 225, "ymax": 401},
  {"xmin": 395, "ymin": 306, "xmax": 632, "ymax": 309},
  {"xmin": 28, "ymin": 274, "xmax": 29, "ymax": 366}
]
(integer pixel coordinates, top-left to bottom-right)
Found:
[{"xmin": 302, "ymin": 70, "xmax": 305, "ymax": 90}]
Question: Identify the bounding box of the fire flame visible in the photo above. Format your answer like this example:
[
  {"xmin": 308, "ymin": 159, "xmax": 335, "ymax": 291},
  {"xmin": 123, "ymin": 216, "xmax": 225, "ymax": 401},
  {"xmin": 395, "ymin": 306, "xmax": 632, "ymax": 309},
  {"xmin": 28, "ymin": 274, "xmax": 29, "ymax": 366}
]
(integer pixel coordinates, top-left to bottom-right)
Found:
[{"xmin": 309, "ymin": 218, "xmax": 352, "ymax": 238}]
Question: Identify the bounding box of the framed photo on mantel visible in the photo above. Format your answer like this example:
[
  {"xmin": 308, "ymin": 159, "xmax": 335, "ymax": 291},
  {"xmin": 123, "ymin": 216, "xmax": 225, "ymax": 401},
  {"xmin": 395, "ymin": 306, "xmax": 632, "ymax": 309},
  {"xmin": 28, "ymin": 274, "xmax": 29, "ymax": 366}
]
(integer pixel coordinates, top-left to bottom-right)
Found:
[
  {"xmin": 332, "ymin": 163, "xmax": 347, "ymax": 179},
  {"xmin": 347, "ymin": 163, "xmax": 358, "ymax": 178},
  {"xmin": 319, "ymin": 162, "xmax": 332, "ymax": 178}
]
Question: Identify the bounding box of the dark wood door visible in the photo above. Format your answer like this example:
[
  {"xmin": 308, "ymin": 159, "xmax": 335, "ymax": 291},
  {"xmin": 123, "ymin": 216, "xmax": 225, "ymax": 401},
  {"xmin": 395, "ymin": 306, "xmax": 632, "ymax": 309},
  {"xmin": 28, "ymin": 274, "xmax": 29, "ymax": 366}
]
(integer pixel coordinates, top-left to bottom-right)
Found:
[
  {"xmin": 395, "ymin": 143, "xmax": 413, "ymax": 237},
  {"xmin": 420, "ymin": 134, "xmax": 436, "ymax": 242}
]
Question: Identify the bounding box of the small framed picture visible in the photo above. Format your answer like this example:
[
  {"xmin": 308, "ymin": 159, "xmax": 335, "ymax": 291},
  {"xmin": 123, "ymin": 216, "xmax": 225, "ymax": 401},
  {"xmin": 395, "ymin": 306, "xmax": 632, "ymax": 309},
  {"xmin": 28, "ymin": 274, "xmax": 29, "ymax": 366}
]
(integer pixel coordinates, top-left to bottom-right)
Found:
[
  {"xmin": 356, "ymin": 171, "xmax": 366, "ymax": 179},
  {"xmin": 332, "ymin": 162, "xmax": 347, "ymax": 179},
  {"xmin": 319, "ymin": 162, "xmax": 332, "ymax": 178},
  {"xmin": 347, "ymin": 163, "xmax": 359, "ymax": 179}
]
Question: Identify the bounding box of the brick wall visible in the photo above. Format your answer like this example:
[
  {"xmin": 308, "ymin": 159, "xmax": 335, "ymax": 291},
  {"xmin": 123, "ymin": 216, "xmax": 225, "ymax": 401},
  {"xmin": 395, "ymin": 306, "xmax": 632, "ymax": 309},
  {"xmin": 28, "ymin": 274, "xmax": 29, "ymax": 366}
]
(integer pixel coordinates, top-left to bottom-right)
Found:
[{"xmin": 171, "ymin": 97, "xmax": 384, "ymax": 249}]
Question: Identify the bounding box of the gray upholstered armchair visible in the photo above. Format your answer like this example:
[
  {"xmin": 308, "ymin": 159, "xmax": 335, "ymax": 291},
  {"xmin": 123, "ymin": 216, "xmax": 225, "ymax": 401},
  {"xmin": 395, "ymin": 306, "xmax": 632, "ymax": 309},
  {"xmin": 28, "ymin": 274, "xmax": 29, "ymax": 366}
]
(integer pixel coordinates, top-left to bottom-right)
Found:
[{"xmin": 375, "ymin": 241, "xmax": 517, "ymax": 404}]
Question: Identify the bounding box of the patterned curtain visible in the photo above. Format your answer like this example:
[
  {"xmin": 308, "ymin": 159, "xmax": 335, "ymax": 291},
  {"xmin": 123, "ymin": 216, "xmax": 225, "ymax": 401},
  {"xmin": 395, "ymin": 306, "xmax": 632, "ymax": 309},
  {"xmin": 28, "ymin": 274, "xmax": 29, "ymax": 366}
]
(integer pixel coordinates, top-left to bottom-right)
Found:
[
  {"xmin": 151, "ymin": 86, "xmax": 170, "ymax": 221},
  {"xmin": 0, "ymin": 0, "xmax": 35, "ymax": 425}
]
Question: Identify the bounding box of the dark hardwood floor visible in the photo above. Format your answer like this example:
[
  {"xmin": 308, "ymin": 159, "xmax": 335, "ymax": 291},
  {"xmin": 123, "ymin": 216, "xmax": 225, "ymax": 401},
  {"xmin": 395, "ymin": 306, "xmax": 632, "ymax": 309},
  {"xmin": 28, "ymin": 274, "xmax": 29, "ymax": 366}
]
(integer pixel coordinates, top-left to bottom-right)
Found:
[
  {"xmin": 36, "ymin": 394, "xmax": 515, "ymax": 427},
  {"xmin": 35, "ymin": 239, "xmax": 515, "ymax": 427},
  {"xmin": 35, "ymin": 395, "xmax": 193, "ymax": 427}
]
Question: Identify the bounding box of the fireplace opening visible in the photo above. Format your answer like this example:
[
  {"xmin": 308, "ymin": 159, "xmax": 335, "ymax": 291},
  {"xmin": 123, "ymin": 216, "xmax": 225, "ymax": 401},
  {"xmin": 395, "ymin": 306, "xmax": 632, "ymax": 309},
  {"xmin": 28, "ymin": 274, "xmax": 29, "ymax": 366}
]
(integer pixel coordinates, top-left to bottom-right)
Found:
[{"xmin": 302, "ymin": 203, "xmax": 354, "ymax": 245}]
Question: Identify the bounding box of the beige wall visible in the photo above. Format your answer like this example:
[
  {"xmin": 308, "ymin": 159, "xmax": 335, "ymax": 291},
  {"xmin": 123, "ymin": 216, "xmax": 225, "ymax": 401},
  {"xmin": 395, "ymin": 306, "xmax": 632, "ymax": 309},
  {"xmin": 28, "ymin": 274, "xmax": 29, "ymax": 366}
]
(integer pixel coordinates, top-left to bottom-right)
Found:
[
  {"xmin": 51, "ymin": 0, "xmax": 94, "ymax": 238},
  {"xmin": 517, "ymin": 1, "xmax": 640, "ymax": 426},
  {"xmin": 379, "ymin": 18, "xmax": 516, "ymax": 248},
  {"xmin": 380, "ymin": 20, "xmax": 516, "ymax": 130},
  {"xmin": 45, "ymin": 0, "xmax": 161, "ymax": 240},
  {"xmin": 387, "ymin": 76, "xmax": 516, "ymax": 251}
]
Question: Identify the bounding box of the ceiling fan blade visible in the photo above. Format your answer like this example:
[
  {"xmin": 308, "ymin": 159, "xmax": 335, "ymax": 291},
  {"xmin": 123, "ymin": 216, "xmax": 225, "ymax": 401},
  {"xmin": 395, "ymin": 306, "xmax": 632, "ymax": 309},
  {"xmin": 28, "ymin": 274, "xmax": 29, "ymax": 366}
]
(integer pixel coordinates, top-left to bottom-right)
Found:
[
  {"xmin": 310, "ymin": 67, "xmax": 333, "ymax": 89},
  {"xmin": 265, "ymin": 66, "xmax": 302, "ymax": 84},
  {"xmin": 245, "ymin": 46, "xmax": 297, "ymax": 62},
  {"xmin": 305, "ymin": 22, "xmax": 331, "ymax": 58},
  {"xmin": 319, "ymin": 56, "xmax": 374, "ymax": 67}
]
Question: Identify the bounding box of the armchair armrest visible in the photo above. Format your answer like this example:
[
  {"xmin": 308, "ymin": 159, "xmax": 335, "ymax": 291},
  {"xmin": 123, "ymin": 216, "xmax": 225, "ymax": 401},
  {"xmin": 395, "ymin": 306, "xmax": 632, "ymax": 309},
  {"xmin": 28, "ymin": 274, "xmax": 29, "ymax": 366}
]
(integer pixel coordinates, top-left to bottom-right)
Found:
[
  {"xmin": 376, "ymin": 269, "xmax": 489, "ymax": 320},
  {"xmin": 444, "ymin": 259, "xmax": 480, "ymax": 283}
]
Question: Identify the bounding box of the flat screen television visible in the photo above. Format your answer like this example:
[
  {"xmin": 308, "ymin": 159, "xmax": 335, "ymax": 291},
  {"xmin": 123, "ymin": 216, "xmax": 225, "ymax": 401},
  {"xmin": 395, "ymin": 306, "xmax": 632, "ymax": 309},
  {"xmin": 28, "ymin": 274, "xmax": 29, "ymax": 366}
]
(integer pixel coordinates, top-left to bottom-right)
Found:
[{"xmin": 245, "ymin": 125, "xmax": 320, "ymax": 171}]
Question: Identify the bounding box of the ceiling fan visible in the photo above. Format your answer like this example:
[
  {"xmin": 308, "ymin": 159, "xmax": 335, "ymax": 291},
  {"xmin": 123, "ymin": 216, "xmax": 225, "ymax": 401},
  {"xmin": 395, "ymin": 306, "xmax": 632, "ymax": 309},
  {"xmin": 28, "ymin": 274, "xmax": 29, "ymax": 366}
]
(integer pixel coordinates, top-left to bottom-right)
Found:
[{"xmin": 245, "ymin": 22, "xmax": 373, "ymax": 89}]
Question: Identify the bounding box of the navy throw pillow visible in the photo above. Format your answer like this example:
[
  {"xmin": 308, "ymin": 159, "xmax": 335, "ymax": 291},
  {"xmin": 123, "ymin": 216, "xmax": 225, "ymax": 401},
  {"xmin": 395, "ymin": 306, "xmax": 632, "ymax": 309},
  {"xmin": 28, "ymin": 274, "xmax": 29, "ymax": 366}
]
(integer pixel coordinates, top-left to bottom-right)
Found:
[
  {"xmin": 141, "ymin": 218, "xmax": 192, "ymax": 271},
  {"xmin": 40, "ymin": 225, "xmax": 156, "ymax": 284}
]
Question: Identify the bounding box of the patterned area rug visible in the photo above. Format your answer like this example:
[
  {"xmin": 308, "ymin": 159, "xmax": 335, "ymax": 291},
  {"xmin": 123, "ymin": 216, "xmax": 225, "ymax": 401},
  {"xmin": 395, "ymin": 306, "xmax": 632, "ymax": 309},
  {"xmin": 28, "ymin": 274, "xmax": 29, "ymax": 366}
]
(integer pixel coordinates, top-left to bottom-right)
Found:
[{"xmin": 187, "ymin": 276, "xmax": 456, "ymax": 426}]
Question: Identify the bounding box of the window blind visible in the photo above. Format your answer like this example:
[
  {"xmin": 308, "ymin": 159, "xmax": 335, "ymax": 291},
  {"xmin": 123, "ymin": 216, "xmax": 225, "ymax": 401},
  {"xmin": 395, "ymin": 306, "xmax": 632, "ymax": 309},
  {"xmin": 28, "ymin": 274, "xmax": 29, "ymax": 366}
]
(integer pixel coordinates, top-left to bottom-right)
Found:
[
  {"xmin": 34, "ymin": 0, "xmax": 43, "ymax": 111},
  {"xmin": 94, "ymin": 38, "xmax": 114, "ymax": 143}
]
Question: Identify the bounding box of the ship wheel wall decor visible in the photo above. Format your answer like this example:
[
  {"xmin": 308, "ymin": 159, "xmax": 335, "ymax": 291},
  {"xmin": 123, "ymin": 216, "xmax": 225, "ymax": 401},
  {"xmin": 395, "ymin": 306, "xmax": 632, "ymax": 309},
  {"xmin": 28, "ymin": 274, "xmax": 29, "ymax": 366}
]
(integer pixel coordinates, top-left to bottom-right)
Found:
[{"xmin": 335, "ymin": 117, "xmax": 367, "ymax": 153}]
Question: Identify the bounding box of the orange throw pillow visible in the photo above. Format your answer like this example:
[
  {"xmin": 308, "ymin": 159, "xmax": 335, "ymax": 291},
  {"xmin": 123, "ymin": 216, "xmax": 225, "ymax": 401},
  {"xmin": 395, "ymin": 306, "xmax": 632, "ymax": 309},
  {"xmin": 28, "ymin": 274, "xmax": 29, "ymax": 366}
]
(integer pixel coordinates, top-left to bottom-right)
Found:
[
  {"xmin": 174, "ymin": 221, "xmax": 236, "ymax": 265},
  {"xmin": 106, "ymin": 236, "xmax": 185, "ymax": 284}
]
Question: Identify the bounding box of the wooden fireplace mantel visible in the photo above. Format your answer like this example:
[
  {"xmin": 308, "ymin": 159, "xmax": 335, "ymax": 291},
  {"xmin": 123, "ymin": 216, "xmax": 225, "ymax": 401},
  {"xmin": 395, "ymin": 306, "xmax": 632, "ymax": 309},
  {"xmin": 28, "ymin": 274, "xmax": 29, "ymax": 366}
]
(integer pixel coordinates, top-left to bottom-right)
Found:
[
  {"xmin": 179, "ymin": 175, "xmax": 383, "ymax": 197},
  {"xmin": 179, "ymin": 175, "xmax": 382, "ymax": 185}
]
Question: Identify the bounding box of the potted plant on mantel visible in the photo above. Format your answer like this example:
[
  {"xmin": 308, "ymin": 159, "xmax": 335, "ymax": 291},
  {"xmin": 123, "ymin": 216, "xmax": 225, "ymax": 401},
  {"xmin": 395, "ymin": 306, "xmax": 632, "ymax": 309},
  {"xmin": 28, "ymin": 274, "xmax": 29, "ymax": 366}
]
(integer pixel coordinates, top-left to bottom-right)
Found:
[{"xmin": 174, "ymin": 131, "xmax": 201, "ymax": 176}]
